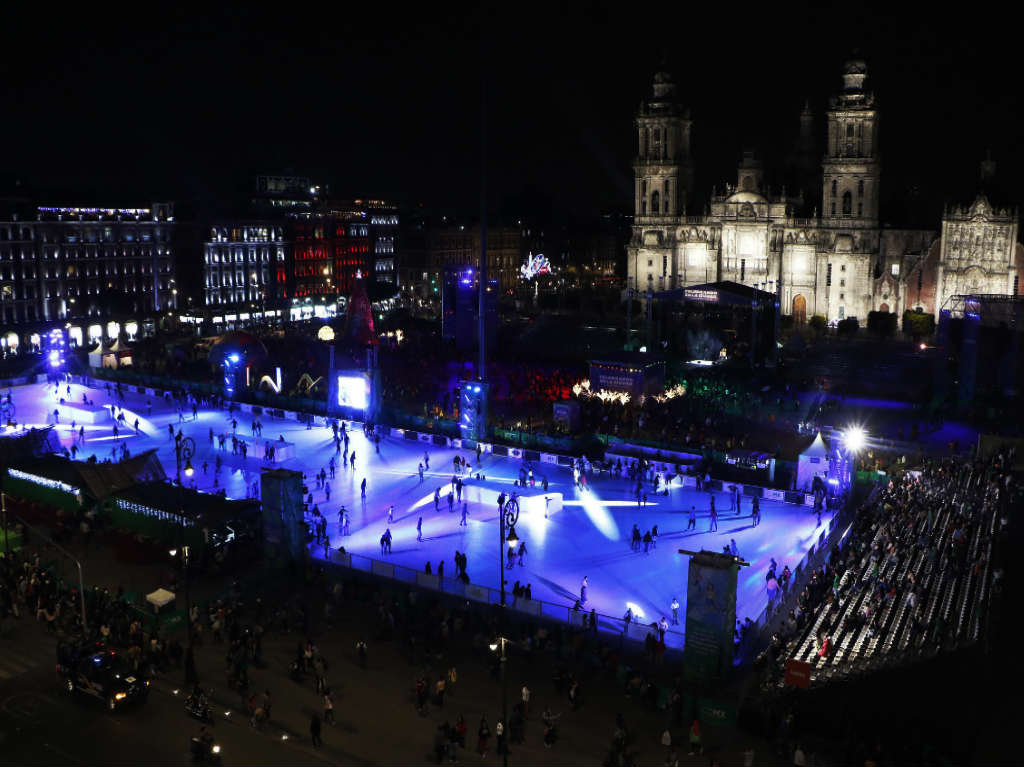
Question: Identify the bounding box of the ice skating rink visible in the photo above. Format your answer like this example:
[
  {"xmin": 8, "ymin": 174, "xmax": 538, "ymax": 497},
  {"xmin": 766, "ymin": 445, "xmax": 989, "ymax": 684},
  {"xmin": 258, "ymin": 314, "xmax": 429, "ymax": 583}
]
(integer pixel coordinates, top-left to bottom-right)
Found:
[{"xmin": 9, "ymin": 381, "xmax": 827, "ymax": 641}]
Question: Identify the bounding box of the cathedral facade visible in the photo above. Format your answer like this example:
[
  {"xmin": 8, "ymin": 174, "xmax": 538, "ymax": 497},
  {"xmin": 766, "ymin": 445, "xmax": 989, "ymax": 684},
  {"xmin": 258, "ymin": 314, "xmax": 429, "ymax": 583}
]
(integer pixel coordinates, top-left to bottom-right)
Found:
[{"xmin": 627, "ymin": 58, "xmax": 1023, "ymax": 323}]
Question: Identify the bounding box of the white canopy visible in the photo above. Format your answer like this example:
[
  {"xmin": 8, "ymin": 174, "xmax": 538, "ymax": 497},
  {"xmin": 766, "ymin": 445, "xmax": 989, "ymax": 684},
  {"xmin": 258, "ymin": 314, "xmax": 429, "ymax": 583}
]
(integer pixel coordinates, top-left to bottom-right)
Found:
[
  {"xmin": 145, "ymin": 588, "xmax": 176, "ymax": 609},
  {"xmin": 796, "ymin": 432, "xmax": 830, "ymax": 493}
]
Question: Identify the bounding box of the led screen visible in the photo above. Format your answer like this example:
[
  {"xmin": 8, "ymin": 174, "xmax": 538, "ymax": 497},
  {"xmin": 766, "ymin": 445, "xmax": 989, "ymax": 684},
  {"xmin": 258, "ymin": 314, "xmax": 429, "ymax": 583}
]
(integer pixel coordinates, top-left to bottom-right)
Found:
[{"xmin": 337, "ymin": 375, "xmax": 369, "ymax": 409}]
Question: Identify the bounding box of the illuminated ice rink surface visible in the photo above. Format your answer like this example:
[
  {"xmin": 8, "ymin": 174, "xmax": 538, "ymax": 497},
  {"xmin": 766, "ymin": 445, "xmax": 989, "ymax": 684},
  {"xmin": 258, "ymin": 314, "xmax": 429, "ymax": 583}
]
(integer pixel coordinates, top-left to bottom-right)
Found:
[{"xmin": 7, "ymin": 381, "xmax": 827, "ymax": 641}]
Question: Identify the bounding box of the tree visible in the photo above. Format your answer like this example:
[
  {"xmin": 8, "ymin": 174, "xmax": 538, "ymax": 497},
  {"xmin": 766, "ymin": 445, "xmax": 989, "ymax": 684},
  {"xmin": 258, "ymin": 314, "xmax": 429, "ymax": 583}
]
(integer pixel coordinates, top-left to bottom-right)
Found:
[
  {"xmin": 902, "ymin": 310, "xmax": 935, "ymax": 340},
  {"xmin": 837, "ymin": 317, "xmax": 859, "ymax": 337},
  {"xmin": 809, "ymin": 315, "xmax": 828, "ymax": 334},
  {"xmin": 867, "ymin": 311, "xmax": 897, "ymax": 338}
]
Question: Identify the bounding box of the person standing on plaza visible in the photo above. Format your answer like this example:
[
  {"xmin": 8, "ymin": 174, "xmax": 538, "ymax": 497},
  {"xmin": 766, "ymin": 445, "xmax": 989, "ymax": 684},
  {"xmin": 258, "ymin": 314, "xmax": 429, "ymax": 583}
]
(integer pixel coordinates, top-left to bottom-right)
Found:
[
  {"xmin": 477, "ymin": 716, "xmax": 490, "ymax": 757},
  {"xmin": 310, "ymin": 713, "xmax": 322, "ymax": 747},
  {"xmin": 521, "ymin": 684, "xmax": 531, "ymax": 717}
]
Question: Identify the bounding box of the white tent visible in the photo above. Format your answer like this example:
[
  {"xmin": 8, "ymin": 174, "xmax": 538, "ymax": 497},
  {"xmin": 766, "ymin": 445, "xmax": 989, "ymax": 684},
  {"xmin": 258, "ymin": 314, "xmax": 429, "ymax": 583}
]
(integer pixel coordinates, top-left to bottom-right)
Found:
[
  {"xmin": 145, "ymin": 588, "xmax": 176, "ymax": 612},
  {"xmin": 87, "ymin": 342, "xmax": 104, "ymax": 369},
  {"xmin": 796, "ymin": 432, "xmax": 830, "ymax": 493},
  {"xmin": 101, "ymin": 338, "xmax": 133, "ymax": 369}
]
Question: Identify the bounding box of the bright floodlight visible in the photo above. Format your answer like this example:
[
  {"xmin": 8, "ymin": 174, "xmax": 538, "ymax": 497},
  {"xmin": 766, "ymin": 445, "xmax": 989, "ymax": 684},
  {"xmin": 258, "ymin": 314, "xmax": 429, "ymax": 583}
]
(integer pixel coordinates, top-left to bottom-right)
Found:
[{"xmin": 844, "ymin": 427, "xmax": 866, "ymax": 453}]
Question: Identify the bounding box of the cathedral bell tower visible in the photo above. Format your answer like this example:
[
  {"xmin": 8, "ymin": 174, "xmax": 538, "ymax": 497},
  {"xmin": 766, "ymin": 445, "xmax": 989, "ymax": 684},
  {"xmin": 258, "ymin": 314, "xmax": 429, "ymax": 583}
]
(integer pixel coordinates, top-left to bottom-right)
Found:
[
  {"xmin": 634, "ymin": 70, "xmax": 692, "ymax": 220},
  {"xmin": 822, "ymin": 57, "xmax": 880, "ymax": 226}
]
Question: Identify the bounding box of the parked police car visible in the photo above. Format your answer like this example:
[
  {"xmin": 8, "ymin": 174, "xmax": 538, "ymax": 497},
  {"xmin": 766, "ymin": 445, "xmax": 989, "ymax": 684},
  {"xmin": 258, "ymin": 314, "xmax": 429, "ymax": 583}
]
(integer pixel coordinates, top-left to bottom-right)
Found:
[{"xmin": 57, "ymin": 640, "xmax": 149, "ymax": 711}]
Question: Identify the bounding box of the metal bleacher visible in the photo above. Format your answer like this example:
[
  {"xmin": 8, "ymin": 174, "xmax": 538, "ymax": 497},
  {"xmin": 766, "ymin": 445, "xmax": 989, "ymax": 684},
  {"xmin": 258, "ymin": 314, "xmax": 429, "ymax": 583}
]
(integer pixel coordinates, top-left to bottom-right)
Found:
[{"xmin": 776, "ymin": 462, "xmax": 1001, "ymax": 688}]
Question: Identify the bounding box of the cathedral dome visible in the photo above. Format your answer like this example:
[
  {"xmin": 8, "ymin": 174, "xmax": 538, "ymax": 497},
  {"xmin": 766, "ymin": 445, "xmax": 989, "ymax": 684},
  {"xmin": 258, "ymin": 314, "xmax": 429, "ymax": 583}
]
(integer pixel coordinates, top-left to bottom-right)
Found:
[{"xmin": 725, "ymin": 190, "xmax": 768, "ymax": 204}]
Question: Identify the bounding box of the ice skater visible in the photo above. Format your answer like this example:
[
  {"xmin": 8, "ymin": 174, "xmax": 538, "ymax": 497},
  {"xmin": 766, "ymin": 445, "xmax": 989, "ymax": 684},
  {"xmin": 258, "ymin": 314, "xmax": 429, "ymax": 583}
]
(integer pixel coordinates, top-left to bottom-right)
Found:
[
  {"xmin": 671, "ymin": 596, "xmax": 679, "ymax": 625},
  {"xmin": 517, "ymin": 542, "xmax": 527, "ymax": 566},
  {"xmin": 387, "ymin": 505, "xmax": 395, "ymax": 523},
  {"xmin": 730, "ymin": 538, "xmax": 738, "ymax": 557},
  {"xmin": 580, "ymin": 576, "xmax": 588, "ymax": 605},
  {"xmin": 434, "ymin": 487, "xmax": 441, "ymax": 511},
  {"xmin": 752, "ymin": 496, "xmax": 761, "ymax": 526},
  {"xmin": 447, "ymin": 491, "xmax": 454, "ymax": 513},
  {"xmin": 687, "ymin": 507, "xmax": 696, "ymax": 531},
  {"xmin": 709, "ymin": 506, "xmax": 718, "ymax": 532},
  {"xmin": 418, "ymin": 463, "xmax": 424, "ymax": 482},
  {"xmin": 423, "ymin": 450, "xmax": 430, "ymax": 470},
  {"xmin": 360, "ymin": 477, "xmax": 367, "ymax": 499},
  {"xmin": 459, "ymin": 502, "xmax": 468, "ymax": 526},
  {"xmin": 417, "ymin": 517, "xmax": 423, "ymax": 541}
]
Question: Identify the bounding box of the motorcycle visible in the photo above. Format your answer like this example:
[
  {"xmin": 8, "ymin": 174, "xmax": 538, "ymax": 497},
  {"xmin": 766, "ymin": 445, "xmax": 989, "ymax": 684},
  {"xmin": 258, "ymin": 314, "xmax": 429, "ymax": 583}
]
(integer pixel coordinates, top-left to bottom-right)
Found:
[
  {"xmin": 189, "ymin": 737, "xmax": 222, "ymax": 765},
  {"xmin": 184, "ymin": 695, "xmax": 212, "ymax": 723}
]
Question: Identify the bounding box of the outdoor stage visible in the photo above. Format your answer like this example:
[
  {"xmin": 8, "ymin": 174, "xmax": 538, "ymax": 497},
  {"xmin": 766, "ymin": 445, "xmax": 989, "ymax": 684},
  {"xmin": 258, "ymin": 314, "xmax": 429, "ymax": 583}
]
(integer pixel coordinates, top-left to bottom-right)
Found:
[{"xmin": 8, "ymin": 380, "xmax": 827, "ymax": 645}]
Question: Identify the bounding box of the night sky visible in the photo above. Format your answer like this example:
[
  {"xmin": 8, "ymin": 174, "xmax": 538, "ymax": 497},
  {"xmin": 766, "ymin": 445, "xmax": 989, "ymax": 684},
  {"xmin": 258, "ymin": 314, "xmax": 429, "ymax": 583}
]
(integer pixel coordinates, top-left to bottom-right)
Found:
[{"xmin": 2, "ymin": 4, "xmax": 1020, "ymax": 224}]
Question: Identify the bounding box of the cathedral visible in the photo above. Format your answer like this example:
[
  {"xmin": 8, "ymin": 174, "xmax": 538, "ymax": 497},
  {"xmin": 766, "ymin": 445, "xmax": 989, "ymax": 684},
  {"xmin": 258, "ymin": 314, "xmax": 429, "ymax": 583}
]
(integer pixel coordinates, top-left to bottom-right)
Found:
[{"xmin": 627, "ymin": 57, "xmax": 1023, "ymax": 323}]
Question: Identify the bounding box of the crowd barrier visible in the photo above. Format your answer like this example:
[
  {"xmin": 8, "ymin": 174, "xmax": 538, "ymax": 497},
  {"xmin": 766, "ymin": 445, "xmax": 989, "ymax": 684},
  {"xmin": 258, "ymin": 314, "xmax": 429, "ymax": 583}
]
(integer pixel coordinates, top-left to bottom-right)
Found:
[{"xmin": 322, "ymin": 546, "xmax": 686, "ymax": 650}]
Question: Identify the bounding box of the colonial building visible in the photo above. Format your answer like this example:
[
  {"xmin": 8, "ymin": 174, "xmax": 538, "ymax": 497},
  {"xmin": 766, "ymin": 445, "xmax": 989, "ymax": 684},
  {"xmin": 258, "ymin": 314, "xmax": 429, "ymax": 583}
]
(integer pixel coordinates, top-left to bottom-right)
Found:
[
  {"xmin": 0, "ymin": 203, "xmax": 177, "ymax": 328},
  {"xmin": 627, "ymin": 58, "xmax": 1022, "ymax": 323}
]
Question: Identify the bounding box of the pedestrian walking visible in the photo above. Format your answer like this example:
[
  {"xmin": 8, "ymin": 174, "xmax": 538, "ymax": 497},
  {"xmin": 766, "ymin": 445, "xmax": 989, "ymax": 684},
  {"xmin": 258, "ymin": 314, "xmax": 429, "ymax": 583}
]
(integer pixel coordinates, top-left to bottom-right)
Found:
[
  {"xmin": 323, "ymin": 690, "xmax": 334, "ymax": 723},
  {"xmin": 310, "ymin": 713, "xmax": 322, "ymax": 747}
]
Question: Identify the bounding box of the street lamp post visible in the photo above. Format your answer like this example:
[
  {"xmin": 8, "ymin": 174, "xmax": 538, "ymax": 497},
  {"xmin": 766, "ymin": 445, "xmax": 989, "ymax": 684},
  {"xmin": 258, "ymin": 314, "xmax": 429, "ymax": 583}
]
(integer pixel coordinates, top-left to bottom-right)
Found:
[
  {"xmin": 173, "ymin": 459, "xmax": 195, "ymax": 683},
  {"xmin": 494, "ymin": 496, "xmax": 520, "ymax": 767}
]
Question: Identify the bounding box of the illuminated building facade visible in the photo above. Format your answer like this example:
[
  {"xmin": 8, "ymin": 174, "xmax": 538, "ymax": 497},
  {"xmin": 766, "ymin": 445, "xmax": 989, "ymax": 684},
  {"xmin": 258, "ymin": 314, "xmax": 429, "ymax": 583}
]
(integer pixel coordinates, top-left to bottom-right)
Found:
[
  {"xmin": 202, "ymin": 198, "xmax": 399, "ymax": 312},
  {"xmin": 0, "ymin": 203, "xmax": 177, "ymax": 327},
  {"xmin": 627, "ymin": 59, "xmax": 1023, "ymax": 323},
  {"xmin": 205, "ymin": 222, "xmax": 289, "ymax": 306}
]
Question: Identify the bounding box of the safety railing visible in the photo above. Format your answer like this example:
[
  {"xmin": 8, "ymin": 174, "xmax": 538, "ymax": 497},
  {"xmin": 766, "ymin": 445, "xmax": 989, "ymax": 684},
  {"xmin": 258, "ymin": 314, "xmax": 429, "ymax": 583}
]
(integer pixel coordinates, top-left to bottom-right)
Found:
[{"xmin": 320, "ymin": 547, "xmax": 687, "ymax": 650}]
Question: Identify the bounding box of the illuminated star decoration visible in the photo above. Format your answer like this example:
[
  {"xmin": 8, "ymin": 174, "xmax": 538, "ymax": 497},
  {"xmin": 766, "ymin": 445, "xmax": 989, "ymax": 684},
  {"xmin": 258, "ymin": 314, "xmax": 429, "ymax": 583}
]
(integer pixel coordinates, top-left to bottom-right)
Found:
[{"xmin": 520, "ymin": 253, "xmax": 551, "ymax": 281}]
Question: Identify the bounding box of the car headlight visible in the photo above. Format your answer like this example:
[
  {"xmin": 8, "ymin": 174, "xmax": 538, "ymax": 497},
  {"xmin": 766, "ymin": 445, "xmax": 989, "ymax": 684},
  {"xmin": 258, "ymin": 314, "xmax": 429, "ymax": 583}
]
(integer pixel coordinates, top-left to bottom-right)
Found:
[
  {"xmin": 115, "ymin": 692, "xmax": 127, "ymax": 700},
  {"xmin": 212, "ymin": 746, "xmax": 221, "ymax": 754},
  {"xmin": 145, "ymin": 680, "xmax": 150, "ymax": 686}
]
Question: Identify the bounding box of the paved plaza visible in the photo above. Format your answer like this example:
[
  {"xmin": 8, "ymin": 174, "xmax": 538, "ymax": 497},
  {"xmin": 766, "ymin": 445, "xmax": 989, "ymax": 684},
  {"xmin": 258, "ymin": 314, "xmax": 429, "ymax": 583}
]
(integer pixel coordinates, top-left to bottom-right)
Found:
[{"xmin": 7, "ymin": 379, "xmax": 827, "ymax": 642}]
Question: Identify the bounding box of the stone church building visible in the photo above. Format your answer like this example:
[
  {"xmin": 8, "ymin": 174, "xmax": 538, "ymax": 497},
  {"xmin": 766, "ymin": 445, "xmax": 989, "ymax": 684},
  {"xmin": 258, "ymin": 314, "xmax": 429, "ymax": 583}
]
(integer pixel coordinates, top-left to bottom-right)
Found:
[{"xmin": 627, "ymin": 58, "xmax": 1024, "ymax": 323}]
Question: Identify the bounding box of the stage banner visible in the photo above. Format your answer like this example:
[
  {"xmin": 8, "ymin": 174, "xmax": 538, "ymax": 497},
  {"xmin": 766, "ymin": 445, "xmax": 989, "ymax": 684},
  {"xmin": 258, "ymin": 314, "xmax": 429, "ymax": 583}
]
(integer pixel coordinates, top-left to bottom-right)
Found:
[{"xmin": 683, "ymin": 551, "xmax": 739, "ymax": 680}]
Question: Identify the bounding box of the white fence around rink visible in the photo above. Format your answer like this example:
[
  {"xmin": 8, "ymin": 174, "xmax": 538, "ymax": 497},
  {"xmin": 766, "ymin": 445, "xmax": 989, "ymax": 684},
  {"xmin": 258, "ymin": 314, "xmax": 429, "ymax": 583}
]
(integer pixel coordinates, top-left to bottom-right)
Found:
[{"xmin": 319, "ymin": 544, "xmax": 687, "ymax": 650}]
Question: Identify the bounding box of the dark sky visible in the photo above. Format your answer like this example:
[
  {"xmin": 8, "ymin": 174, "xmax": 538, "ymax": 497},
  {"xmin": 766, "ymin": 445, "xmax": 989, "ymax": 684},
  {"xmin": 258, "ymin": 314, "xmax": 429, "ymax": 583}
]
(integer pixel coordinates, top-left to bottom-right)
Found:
[{"xmin": 2, "ymin": 4, "xmax": 1020, "ymax": 224}]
